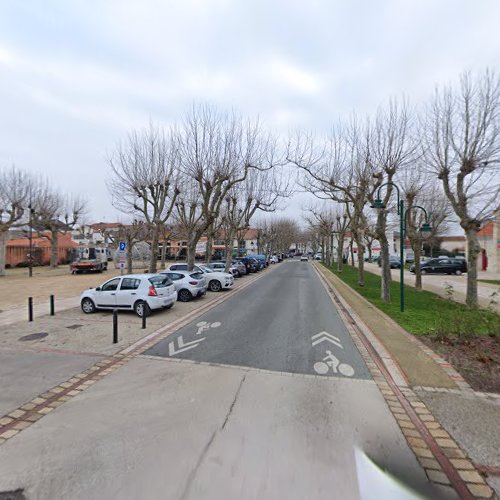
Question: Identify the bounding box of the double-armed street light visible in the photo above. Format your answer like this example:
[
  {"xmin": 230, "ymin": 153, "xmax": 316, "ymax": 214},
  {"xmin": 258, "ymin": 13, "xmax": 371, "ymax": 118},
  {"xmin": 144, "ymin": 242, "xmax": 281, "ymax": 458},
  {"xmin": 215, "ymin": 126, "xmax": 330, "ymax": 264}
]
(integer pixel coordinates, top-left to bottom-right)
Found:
[{"xmin": 371, "ymin": 182, "xmax": 432, "ymax": 312}]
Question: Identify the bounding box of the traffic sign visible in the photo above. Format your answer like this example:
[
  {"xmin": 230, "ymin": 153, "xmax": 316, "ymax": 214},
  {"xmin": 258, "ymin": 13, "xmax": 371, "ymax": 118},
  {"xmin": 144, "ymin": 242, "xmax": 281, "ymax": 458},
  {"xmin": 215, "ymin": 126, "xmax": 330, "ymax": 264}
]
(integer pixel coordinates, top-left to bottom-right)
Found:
[{"xmin": 119, "ymin": 241, "xmax": 126, "ymax": 252}]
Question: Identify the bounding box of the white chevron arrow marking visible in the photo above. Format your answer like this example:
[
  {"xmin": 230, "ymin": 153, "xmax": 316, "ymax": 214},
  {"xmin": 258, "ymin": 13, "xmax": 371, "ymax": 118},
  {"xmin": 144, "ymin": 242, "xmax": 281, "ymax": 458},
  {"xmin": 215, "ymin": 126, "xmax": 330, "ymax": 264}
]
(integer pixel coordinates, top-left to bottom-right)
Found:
[
  {"xmin": 168, "ymin": 335, "xmax": 206, "ymax": 356},
  {"xmin": 311, "ymin": 332, "xmax": 343, "ymax": 349}
]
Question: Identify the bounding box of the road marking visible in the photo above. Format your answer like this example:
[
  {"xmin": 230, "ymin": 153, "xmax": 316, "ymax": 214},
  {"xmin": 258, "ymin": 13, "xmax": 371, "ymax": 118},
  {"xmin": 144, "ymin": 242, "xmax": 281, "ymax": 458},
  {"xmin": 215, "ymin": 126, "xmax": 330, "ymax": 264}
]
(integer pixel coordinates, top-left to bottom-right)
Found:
[
  {"xmin": 313, "ymin": 350, "xmax": 355, "ymax": 377},
  {"xmin": 311, "ymin": 331, "xmax": 343, "ymax": 349},
  {"xmin": 168, "ymin": 335, "xmax": 206, "ymax": 356},
  {"xmin": 195, "ymin": 321, "xmax": 222, "ymax": 335}
]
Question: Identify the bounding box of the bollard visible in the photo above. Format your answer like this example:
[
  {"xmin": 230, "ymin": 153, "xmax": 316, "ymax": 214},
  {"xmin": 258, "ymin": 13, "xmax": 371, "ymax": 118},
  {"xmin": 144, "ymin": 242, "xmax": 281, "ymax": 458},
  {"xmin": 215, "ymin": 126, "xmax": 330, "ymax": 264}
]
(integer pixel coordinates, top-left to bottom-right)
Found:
[
  {"xmin": 50, "ymin": 295, "xmax": 55, "ymax": 316},
  {"xmin": 113, "ymin": 309, "xmax": 118, "ymax": 344},
  {"xmin": 142, "ymin": 311, "xmax": 147, "ymax": 330},
  {"xmin": 28, "ymin": 297, "xmax": 33, "ymax": 322}
]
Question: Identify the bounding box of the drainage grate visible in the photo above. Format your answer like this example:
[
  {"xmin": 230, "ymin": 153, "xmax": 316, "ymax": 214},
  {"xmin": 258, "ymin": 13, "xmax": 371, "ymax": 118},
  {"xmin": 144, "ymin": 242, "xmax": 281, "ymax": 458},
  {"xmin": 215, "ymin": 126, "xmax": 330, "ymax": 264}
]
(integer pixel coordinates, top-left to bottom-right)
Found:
[
  {"xmin": 66, "ymin": 324, "xmax": 83, "ymax": 330},
  {"xmin": 0, "ymin": 490, "xmax": 26, "ymax": 500},
  {"xmin": 18, "ymin": 332, "xmax": 48, "ymax": 341}
]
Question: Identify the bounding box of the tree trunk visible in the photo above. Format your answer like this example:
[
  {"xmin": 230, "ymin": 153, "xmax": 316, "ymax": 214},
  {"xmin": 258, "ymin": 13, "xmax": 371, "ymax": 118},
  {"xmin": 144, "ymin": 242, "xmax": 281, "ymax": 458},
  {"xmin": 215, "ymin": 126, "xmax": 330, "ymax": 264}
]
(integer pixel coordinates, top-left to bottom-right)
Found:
[
  {"xmin": 160, "ymin": 238, "xmax": 167, "ymax": 269},
  {"xmin": 50, "ymin": 230, "xmax": 58, "ymax": 269},
  {"xmin": 0, "ymin": 230, "xmax": 8, "ymax": 276},
  {"xmin": 337, "ymin": 236, "xmax": 344, "ymax": 272},
  {"xmin": 356, "ymin": 239, "xmax": 365, "ymax": 286},
  {"xmin": 465, "ymin": 229, "xmax": 481, "ymax": 308},
  {"xmin": 376, "ymin": 211, "xmax": 391, "ymax": 303},
  {"xmin": 206, "ymin": 234, "xmax": 213, "ymax": 264},
  {"xmin": 330, "ymin": 233, "xmax": 335, "ymax": 266},
  {"xmin": 148, "ymin": 225, "xmax": 159, "ymax": 273},
  {"xmin": 349, "ymin": 238, "xmax": 355, "ymax": 266},
  {"xmin": 413, "ymin": 242, "xmax": 422, "ymax": 290},
  {"xmin": 127, "ymin": 240, "xmax": 133, "ymax": 274},
  {"xmin": 187, "ymin": 239, "xmax": 197, "ymax": 271},
  {"xmin": 224, "ymin": 236, "xmax": 233, "ymax": 272}
]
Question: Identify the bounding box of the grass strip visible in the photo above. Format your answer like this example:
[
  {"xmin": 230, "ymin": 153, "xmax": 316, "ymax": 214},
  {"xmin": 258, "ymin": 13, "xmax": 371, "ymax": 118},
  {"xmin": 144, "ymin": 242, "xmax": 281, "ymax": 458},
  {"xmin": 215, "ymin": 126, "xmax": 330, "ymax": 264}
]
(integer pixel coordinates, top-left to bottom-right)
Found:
[
  {"xmin": 325, "ymin": 264, "xmax": 500, "ymax": 337},
  {"xmin": 478, "ymin": 279, "xmax": 500, "ymax": 286}
]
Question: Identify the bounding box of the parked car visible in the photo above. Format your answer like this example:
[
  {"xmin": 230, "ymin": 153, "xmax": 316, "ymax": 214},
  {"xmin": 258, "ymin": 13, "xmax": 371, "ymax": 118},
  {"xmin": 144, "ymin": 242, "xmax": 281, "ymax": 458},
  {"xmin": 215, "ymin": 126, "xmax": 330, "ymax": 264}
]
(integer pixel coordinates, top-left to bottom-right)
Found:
[
  {"xmin": 269, "ymin": 255, "xmax": 279, "ymax": 264},
  {"xmin": 80, "ymin": 274, "xmax": 177, "ymax": 317},
  {"xmin": 166, "ymin": 263, "xmax": 234, "ymax": 291},
  {"xmin": 252, "ymin": 254, "xmax": 268, "ymax": 269},
  {"xmin": 300, "ymin": 255, "xmax": 309, "ymax": 262},
  {"xmin": 207, "ymin": 261, "xmax": 241, "ymax": 277},
  {"xmin": 235, "ymin": 257, "xmax": 259, "ymax": 273},
  {"xmin": 410, "ymin": 258, "xmax": 467, "ymax": 275},
  {"xmin": 405, "ymin": 253, "xmax": 415, "ymax": 264},
  {"xmin": 378, "ymin": 256, "xmax": 401, "ymax": 269},
  {"xmin": 161, "ymin": 270, "xmax": 207, "ymax": 302},
  {"xmin": 231, "ymin": 260, "xmax": 247, "ymax": 276}
]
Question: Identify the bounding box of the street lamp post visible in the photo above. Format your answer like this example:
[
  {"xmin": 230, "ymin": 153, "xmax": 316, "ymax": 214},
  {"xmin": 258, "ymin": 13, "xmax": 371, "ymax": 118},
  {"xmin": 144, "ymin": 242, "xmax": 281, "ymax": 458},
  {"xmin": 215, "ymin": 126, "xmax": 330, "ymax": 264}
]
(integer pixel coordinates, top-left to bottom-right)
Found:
[{"xmin": 371, "ymin": 182, "xmax": 432, "ymax": 312}]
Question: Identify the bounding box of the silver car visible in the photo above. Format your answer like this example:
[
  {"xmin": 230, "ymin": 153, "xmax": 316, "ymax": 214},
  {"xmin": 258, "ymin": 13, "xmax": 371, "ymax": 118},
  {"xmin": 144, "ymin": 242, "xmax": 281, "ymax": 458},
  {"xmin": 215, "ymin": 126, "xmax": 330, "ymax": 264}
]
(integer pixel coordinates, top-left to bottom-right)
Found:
[{"xmin": 161, "ymin": 270, "xmax": 208, "ymax": 302}]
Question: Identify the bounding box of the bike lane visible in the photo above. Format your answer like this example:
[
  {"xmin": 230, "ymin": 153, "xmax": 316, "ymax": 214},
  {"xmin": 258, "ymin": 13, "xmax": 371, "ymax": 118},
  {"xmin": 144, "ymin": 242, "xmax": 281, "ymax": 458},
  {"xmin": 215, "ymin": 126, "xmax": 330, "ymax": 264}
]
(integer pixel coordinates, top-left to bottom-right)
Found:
[{"xmin": 144, "ymin": 260, "xmax": 371, "ymax": 380}]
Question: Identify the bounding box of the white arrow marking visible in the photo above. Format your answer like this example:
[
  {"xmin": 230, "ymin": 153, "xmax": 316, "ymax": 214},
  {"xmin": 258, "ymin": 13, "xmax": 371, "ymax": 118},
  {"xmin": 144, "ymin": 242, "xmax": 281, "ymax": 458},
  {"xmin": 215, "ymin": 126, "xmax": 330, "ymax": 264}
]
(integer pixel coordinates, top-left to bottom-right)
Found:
[
  {"xmin": 168, "ymin": 335, "xmax": 206, "ymax": 356},
  {"xmin": 311, "ymin": 331, "xmax": 343, "ymax": 349}
]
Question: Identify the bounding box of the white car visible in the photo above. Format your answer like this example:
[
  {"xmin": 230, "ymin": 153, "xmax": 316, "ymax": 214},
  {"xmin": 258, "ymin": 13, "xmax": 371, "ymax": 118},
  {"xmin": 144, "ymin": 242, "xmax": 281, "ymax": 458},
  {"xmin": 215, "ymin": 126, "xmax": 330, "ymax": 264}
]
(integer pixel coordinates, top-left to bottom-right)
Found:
[
  {"xmin": 269, "ymin": 256, "xmax": 279, "ymax": 264},
  {"xmin": 300, "ymin": 255, "xmax": 309, "ymax": 262},
  {"xmin": 161, "ymin": 270, "xmax": 207, "ymax": 302},
  {"xmin": 166, "ymin": 263, "xmax": 234, "ymax": 292},
  {"xmin": 80, "ymin": 274, "xmax": 177, "ymax": 317}
]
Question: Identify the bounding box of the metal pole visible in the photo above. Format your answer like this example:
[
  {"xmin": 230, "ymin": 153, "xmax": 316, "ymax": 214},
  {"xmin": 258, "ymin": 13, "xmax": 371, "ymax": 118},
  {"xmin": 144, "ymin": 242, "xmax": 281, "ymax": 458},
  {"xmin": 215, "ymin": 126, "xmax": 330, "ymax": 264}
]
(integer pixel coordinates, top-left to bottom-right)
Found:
[
  {"xmin": 113, "ymin": 309, "xmax": 118, "ymax": 343},
  {"xmin": 28, "ymin": 297, "xmax": 33, "ymax": 322},
  {"xmin": 28, "ymin": 198, "xmax": 33, "ymax": 278},
  {"xmin": 400, "ymin": 199, "xmax": 405, "ymax": 313},
  {"xmin": 50, "ymin": 295, "xmax": 55, "ymax": 316},
  {"xmin": 142, "ymin": 311, "xmax": 147, "ymax": 330}
]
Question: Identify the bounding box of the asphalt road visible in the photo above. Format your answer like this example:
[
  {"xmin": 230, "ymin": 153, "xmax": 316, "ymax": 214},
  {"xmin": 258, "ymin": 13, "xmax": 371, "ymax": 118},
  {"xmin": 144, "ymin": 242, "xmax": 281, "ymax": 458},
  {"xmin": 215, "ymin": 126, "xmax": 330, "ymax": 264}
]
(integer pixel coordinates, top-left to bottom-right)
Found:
[{"xmin": 145, "ymin": 261, "xmax": 371, "ymax": 380}]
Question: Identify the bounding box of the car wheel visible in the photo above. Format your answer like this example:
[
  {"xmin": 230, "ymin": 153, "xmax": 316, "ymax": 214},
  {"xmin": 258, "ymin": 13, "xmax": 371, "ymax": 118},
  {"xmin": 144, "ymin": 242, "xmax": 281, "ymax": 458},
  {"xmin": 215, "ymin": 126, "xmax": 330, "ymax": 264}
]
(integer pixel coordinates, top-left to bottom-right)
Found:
[
  {"xmin": 455, "ymin": 270, "xmax": 462, "ymax": 276},
  {"xmin": 81, "ymin": 298, "xmax": 96, "ymax": 314},
  {"xmin": 134, "ymin": 300, "xmax": 150, "ymax": 318},
  {"xmin": 178, "ymin": 289, "xmax": 192, "ymax": 302},
  {"xmin": 209, "ymin": 280, "xmax": 222, "ymax": 292},
  {"xmin": 421, "ymin": 270, "xmax": 427, "ymax": 275}
]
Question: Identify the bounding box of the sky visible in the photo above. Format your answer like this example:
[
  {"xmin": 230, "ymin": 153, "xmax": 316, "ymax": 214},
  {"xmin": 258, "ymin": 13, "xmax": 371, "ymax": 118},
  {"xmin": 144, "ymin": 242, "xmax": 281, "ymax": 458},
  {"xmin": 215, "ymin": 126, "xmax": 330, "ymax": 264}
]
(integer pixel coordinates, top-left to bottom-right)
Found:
[{"xmin": 1, "ymin": 0, "xmax": 500, "ymax": 226}]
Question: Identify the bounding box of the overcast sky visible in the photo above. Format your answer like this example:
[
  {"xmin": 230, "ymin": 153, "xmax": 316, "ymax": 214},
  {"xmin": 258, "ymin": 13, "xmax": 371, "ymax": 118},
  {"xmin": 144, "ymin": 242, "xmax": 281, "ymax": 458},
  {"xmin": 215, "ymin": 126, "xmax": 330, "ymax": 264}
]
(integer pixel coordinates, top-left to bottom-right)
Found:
[{"xmin": 1, "ymin": 0, "xmax": 499, "ymax": 225}]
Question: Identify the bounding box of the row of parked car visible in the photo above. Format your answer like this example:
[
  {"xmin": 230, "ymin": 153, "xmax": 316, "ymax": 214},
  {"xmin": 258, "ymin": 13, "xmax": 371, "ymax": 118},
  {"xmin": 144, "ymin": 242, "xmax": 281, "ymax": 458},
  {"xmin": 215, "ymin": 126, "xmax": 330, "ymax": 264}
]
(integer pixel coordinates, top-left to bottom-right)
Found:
[
  {"xmin": 377, "ymin": 255, "xmax": 468, "ymax": 275},
  {"xmin": 80, "ymin": 254, "xmax": 281, "ymax": 317}
]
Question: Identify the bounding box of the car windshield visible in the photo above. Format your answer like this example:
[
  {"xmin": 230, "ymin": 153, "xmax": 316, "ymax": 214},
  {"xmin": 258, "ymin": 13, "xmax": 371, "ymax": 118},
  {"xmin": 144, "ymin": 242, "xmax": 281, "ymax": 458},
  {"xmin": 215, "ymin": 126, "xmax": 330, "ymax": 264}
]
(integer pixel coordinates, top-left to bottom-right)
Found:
[{"xmin": 190, "ymin": 273, "xmax": 203, "ymax": 279}]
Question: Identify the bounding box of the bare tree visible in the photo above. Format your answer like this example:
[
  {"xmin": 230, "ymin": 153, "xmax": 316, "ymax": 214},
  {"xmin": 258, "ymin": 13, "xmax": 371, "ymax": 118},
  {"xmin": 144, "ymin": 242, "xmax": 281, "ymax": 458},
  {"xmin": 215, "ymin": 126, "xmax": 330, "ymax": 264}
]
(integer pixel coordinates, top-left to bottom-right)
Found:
[
  {"xmin": 289, "ymin": 119, "xmax": 376, "ymax": 286},
  {"xmin": 368, "ymin": 98, "xmax": 418, "ymax": 302},
  {"xmin": 115, "ymin": 220, "xmax": 151, "ymax": 274},
  {"xmin": 32, "ymin": 183, "xmax": 86, "ymax": 268},
  {"xmin": 107, "ymin": 123, "xmax": 181, "ymax": 273},
  {"xmin": 0, "ymin": 166, "xmax": 31, "ymax": 276},
  {"xmin": 399, "ymin": 166, "xmax": 450, "ymax": 289},
  {"xmin": 179, "ymin": 105, "xmax": 280, "ymax": 270},
  {"xmin": 424, "ymin": 70, "xmax": 500, "ymax": 307}
]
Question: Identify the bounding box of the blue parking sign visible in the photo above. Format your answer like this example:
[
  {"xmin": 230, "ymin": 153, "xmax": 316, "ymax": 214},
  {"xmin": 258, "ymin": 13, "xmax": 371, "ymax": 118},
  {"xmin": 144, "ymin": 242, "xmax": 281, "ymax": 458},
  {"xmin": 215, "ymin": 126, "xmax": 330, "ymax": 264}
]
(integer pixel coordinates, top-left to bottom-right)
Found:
[{"xmin": 119, "ymin": 241, "xmax": 126, "ymax": 252}]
